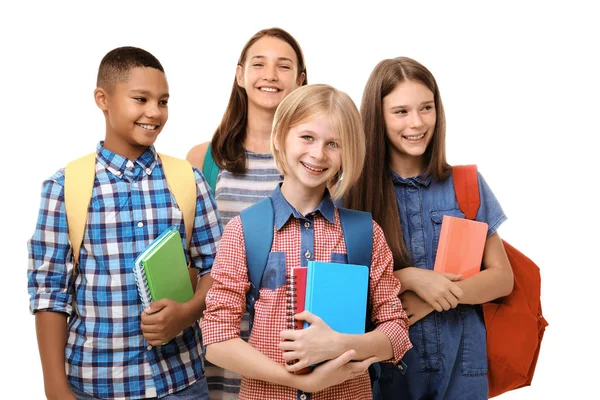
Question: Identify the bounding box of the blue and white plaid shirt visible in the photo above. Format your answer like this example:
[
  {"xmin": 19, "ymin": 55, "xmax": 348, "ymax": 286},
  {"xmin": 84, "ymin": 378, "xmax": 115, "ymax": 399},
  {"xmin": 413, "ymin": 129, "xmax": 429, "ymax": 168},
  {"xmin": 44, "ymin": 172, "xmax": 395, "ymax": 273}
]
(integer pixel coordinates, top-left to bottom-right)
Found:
[{"xmin": 28, "ymin": 143, "xmax": 223, "ymax": 399}]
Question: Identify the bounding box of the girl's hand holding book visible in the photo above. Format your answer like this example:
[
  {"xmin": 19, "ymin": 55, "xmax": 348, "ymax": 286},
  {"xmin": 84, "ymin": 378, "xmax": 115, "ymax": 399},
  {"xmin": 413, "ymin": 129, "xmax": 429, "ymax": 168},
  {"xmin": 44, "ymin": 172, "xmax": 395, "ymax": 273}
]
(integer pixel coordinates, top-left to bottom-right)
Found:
[
  {"xmin": 399, "ymin": 267, "xmax": 463, "ymax": 312},
  {"xmin": 279, "ymin": 310, "xmax": 342, "ymax": 371}
]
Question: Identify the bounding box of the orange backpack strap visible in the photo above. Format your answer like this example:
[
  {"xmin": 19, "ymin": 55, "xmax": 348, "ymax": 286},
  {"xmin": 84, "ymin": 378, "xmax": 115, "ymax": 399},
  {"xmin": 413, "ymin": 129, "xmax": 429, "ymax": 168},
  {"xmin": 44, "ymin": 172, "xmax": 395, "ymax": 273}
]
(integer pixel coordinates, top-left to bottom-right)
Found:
[
  {"xmin": 64, "ymin": 152, "xmax": 97, "ymax": 266},
  {"xmin": 452, "ymin": 165, "xmax": 480, "ymax": 220}
]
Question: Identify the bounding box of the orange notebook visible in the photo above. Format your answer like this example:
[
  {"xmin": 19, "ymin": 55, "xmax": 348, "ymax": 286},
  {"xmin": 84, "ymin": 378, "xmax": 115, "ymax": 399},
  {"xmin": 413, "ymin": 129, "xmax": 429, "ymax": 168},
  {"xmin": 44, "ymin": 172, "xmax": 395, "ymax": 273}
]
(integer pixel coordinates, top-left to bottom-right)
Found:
[
  {"xmin": 433, "ymin": 215, "xmax": 488, "ymax": 279},
  {"xmin": 286, "ymin": 267, "xmax": 311, "ymax": 374}
]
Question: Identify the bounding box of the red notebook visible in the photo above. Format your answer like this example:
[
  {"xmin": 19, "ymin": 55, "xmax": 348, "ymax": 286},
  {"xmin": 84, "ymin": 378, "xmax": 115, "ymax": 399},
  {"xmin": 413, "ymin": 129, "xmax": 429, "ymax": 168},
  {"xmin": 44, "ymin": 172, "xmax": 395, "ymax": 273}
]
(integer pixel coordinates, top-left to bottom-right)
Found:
[
  {"xmin": 433, "ymin": 215, "xmax": 488, "ymax": 279},
  {"xmin": 286, "ymin": 266, "xmax": 311, "ymax": 374},
  {"xmin": 289, "ymin": 267, "xmax": 308, "ymax": 330}
]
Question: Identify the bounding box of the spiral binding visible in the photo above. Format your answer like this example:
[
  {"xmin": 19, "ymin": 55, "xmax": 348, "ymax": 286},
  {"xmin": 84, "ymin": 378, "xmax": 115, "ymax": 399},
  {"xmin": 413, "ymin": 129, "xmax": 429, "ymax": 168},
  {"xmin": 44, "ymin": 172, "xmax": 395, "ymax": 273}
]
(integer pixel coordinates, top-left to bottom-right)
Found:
[
  {"xmin": 285, "ymin": 269, "xmax": 313, "ymax": 374},
  {"xmin": 285, "ymin": 272, "xmax": 297, "ymax": 330},
  {"xmin": 133, "ymin": 263, "xmax": 153, "ymax": 309}
]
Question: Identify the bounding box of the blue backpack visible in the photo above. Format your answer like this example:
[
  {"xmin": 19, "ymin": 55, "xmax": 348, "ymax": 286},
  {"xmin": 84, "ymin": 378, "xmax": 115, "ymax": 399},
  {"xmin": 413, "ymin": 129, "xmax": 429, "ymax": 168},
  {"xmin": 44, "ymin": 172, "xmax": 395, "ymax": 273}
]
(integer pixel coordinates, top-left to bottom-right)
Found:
[{"xmin": 239, "ymin": 197, "xmax": 406, "ymax": 399}]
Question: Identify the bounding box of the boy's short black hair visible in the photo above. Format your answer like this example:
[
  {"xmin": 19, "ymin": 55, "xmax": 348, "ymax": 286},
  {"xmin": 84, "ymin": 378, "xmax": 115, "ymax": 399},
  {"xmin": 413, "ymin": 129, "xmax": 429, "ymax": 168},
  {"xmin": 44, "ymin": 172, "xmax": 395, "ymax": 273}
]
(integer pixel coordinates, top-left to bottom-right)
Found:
[{"xmin": 97, "ymin": 46, "xmax": 164, "ymax": 89}]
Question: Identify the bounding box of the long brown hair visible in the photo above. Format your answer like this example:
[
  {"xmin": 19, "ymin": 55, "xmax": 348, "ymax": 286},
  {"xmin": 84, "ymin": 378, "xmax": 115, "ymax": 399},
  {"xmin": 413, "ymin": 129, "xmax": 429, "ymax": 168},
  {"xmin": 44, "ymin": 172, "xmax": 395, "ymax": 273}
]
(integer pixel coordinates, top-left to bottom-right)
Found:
[
  {"xmin": 211, "ymin": 27, "xmax": 308, "ymax": 174},
  {"xmin": 346, "ymin": 57, "xmax": 450, "ymax": 269}
]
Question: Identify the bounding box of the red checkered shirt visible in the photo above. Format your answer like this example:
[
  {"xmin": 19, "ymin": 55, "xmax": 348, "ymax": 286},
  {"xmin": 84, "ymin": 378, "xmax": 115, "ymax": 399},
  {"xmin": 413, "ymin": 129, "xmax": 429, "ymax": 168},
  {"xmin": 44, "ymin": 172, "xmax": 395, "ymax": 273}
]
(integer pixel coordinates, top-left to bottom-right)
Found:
[{"xmin": 202, "ymin": 205, "xmax": 411, "ymax": 400}]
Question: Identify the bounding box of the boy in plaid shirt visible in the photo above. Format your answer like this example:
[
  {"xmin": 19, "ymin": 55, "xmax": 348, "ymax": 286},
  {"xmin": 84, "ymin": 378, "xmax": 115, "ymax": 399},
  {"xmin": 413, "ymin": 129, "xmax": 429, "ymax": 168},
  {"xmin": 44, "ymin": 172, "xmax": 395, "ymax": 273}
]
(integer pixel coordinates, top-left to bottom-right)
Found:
[{"xmin": 27, "ymin": 46, "xmax": 222, "ymax": 400}]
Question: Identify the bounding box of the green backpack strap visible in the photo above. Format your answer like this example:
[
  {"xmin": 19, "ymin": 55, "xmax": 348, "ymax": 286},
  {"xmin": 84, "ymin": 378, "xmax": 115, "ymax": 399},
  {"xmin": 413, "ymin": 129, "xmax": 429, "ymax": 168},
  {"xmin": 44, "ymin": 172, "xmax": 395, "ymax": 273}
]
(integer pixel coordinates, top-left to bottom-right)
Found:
[
  {"xmin": 202, "ymin": 143, "xmax": 221, "ymax": 193},
  {"xmin": 64, "ymin": 152, "xmax": 97, "ymax": 266}
]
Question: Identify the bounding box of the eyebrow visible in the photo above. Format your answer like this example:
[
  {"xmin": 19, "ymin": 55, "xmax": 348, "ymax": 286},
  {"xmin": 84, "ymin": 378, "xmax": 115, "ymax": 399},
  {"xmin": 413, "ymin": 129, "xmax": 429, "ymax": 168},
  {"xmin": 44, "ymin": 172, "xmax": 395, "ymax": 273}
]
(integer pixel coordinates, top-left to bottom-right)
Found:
[
  {"xmin": 297, "ymin": 129, "xmax": 340, "ymax": 140},
  {"xmin": 250, "ymin": 55, "xmax": 294, "ymax": 63},
  {"xmin": 389, "ymin": 100, "xmax": 434, "ymax": 110},
  {"xmin": 129, "ymin": 89, "xmax": 170, "ymax": 98}
]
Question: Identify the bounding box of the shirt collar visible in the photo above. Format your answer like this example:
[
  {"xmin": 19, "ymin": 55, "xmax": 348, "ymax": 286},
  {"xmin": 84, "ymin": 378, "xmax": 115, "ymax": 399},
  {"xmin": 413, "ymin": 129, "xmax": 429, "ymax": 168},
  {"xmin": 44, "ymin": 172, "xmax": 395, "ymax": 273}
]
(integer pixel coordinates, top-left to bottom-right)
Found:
[
  {"xmin": 96, "ymin": 142, "xmax": 158, "ymax": 178},
  {"xmin": 271, "ymin": 184, "xmax": 336, "ymax": 231},
  {"xmin": 390, "ymin": 169, "xmax": 432, "ymax": 187}
]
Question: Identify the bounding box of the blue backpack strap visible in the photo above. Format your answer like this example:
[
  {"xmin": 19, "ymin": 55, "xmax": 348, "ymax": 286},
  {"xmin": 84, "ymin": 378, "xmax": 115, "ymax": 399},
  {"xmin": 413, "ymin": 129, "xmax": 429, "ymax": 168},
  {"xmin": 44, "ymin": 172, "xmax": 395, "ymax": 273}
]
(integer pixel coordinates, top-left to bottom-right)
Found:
[
  {"xmin": 240, "ymin": 197, "xmax": 274, "ymax": 331},
  {"xmin": 338, "ymin": 207, "xmax": 373, "ymax": 267},
  {"xmin": 339, "ymin": 207, "xmax": 377, "ymax": 335},
  {"xmin": 202, "ymin": 143, "xmax": 221, "ymax": 194}
]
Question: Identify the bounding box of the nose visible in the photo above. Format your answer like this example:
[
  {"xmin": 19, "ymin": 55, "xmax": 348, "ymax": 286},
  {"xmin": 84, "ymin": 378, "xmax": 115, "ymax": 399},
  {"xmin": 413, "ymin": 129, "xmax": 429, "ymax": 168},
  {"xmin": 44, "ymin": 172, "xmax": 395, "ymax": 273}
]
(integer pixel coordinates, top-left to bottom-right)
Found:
[
  {"xmin": 409, "ymin": 111, "xmax": 424, "ymax": 129},
  {"xmin": 145, "ymin": 102, "xmax": 161, "ymax": 118},
  {"xmin": 263, "ymin": 64, "xmax": 278, "ymax": 82},
  {"xmin": 310, "ymin": 144, "xmax": 326, "ymax": 161}
]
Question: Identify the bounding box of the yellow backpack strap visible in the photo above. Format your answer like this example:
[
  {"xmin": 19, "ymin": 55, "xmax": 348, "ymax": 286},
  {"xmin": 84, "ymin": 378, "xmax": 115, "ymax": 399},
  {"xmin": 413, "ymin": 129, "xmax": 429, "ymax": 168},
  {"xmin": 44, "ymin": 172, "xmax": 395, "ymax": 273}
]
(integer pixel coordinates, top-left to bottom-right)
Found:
[
  {"xmin": 64, "ymin": 152, "xmax": 97, "ymax": 266},
  {"xmin": 158, "ymin": 153, "xmax": 196, "ymax": 250}
]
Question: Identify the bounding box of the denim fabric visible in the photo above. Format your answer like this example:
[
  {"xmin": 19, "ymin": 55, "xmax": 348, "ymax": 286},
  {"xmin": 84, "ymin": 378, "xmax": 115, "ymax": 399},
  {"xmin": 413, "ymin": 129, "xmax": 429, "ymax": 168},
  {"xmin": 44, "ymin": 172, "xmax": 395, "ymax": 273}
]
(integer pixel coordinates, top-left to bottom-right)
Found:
[
  {"xmin": 70, "ymin": 377, "xmax": 209, "ymax": 400},
  {"xmin": 392, "ymin": 170, "xmax": 506, "ymax": 400}
]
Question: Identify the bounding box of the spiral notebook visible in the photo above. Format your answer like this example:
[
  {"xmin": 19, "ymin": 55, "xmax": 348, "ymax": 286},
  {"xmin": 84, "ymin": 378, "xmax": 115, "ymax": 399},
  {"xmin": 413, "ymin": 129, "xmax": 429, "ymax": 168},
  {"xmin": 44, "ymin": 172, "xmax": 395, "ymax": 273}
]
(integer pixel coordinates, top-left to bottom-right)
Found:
[
  {"xmin": 433, "ymin": 215, "xmax": 488, "ymax": 279},
  {"xmin": 303, "ymin": 261, "xmax": 369, "ymax": 335},
  {"xmin": 286, "ymin": 266, "xmax": 311, "ymax": 374},
  {"xmin": 287, "ymin": 267, "xmax": 308, "ymax": 330},
  {"xmin": 133, "ymin": 226, "xmax": 194, "ymax": 309}
]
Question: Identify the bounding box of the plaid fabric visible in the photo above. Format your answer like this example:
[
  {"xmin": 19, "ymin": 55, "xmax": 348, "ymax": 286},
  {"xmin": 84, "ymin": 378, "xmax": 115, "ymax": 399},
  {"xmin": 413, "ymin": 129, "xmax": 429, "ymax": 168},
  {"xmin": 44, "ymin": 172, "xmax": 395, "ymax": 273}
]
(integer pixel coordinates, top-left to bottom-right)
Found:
[
  {"xmin": 27, "ymin": 143, "xmax": 223, "ymax": 400},
  {"xmin": 202, "ymin": 188, "xmax": 411, "ymax": 400}
]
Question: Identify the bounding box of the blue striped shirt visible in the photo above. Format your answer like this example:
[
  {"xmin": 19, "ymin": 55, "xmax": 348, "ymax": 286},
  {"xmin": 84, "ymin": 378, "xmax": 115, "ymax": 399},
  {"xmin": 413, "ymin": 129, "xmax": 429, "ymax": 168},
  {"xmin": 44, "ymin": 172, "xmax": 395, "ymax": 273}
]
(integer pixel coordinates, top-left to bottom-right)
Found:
[{"xmin": 27, "ymin": 143, "xmax": 223, "ymax": 399}]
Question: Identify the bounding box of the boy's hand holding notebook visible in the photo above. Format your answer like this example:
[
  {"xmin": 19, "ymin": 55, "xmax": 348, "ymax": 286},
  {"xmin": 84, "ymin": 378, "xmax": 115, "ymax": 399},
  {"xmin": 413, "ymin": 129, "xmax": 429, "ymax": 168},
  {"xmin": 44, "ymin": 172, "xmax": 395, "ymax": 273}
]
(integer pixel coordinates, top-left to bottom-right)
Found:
[
  {"xmin": 433, "ymin": 215, "xmax": 488, "ymax": 279},
  {"xmin": 134, "ymin": 226, "xmax": 194, "ymax": 309}
]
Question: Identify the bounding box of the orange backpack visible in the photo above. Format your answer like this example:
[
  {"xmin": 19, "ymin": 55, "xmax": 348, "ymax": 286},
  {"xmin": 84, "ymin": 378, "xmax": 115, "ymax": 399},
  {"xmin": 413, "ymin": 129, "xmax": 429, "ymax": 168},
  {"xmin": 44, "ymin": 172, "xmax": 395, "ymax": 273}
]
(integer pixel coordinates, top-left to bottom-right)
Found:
[{"xmin": 453, "ymin": 165, "xmax": 548, "ymax": 398}]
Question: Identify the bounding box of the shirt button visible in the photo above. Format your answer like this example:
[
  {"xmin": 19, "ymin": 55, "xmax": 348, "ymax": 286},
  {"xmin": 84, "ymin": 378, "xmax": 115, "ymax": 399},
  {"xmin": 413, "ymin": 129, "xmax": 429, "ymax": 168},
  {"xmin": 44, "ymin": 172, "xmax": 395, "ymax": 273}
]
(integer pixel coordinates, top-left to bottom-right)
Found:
[
  {"xmin": 305, "ymin": 250, "xmax": 311, "ymax": 259},
  {"xmin": 115, "ymin": 170, "xmax": 122, "ymax": 176},
  {"xmin": 133, "ymin": 182, "xmax": 139, "ymax": 188},
  {"xmin": 138, "ymin": 222, "xmax": 144, "ymax": 228},
  {"xmin": 146, "ymin": 168, "xmax": 152, "ymax": 175},
  {"xmin": 126, "ymin": 161, "xmax": 134, "ymax": 168},
  {"xmin": 147, "ymin": 345, "xmax": 153, "ymax": 350},
  {"xmin": 304, "ymin": 221, "xmax": 310, "ymax": 228},
  {"xmin": 300, "ymin": 394, "xmax": 307, "ymax": 400}
]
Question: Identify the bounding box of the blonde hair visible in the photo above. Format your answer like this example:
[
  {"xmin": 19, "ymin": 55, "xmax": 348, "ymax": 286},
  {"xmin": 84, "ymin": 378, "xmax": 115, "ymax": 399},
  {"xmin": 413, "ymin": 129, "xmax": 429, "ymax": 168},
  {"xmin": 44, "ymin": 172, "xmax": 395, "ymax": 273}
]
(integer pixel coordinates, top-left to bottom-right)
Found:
[{"xmin": 270, "ymin": 84, "xmax": 365, "ymax": 200}]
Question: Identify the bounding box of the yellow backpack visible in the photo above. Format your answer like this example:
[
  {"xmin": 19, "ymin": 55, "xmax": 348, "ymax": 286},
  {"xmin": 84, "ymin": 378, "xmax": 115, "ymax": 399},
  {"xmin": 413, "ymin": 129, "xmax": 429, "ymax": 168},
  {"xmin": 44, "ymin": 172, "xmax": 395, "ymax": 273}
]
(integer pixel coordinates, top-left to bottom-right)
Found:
[{"xmin": 64, "ymin": 152, "xmax": 197, "ymax": 284}]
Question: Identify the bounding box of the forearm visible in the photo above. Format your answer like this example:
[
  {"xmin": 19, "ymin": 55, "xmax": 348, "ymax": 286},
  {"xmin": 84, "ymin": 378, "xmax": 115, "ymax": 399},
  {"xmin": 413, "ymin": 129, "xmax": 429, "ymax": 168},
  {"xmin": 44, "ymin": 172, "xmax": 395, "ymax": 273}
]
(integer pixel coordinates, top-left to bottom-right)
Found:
[
  {"xmin": 35, "ymin": 311, "xmax": 74, "ymax": 399},
  {"xmin": 337, "ymin": 330, "xmax": 393, "ymax": 362},
  {"xmin": 393, "ymin": 267, "xmax": 418, "ymax": 293},
  {"xmin": 457, "ymin": 233, "xmax": 513, "ymax": 304},
  {"xmin": 182, "ymin": 272, "xmax": 214, "ymax": 324},
  {"xmin": 205, "ymin": 338, "xmax": 298, "ymax": 388},
  {"xmin": 456, "ymin": 266, "xmax": 513, "ymax": 304}
]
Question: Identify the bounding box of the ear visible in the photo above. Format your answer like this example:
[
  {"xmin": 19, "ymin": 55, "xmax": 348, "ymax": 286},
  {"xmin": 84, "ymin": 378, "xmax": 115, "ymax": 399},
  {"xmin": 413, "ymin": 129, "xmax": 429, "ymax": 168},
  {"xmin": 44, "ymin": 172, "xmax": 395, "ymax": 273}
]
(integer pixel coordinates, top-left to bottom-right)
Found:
[
  {"xmin": 235, "ymin": 65, "xmax": 245, "ymax": 88},
  {"xmin": 94, "ymin": 87, "xmax": 109, "ymax": 111},
  {"xmin": 297, "ymin": 71, "xmax": 306, "ymax": 87}
]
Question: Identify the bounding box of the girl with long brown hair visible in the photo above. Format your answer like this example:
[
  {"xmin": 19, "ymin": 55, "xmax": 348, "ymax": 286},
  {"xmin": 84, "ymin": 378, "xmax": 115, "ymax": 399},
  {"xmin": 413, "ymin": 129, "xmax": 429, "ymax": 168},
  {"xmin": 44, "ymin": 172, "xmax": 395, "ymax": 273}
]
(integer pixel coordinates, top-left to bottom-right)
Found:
[{"xmin": 347, "ymin": 57, "xmax": 513, "ymax": 399}]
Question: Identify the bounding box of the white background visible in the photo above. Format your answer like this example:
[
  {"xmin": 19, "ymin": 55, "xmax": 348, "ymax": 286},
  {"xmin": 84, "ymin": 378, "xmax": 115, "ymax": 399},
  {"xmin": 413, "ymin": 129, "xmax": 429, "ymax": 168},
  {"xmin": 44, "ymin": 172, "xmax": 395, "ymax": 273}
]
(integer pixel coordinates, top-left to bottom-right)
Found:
[{"xmin": 2, "ymin": 0, "xmax": 597, "ymax": 398}]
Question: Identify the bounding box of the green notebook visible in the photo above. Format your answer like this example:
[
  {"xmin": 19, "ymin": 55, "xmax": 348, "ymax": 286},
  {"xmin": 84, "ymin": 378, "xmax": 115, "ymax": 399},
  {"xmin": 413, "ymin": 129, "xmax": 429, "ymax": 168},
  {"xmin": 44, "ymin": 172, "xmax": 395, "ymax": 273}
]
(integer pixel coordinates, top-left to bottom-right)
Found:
[{"xmin": 133, "ymin": 227, "xmax": 194, "ymax": 308}]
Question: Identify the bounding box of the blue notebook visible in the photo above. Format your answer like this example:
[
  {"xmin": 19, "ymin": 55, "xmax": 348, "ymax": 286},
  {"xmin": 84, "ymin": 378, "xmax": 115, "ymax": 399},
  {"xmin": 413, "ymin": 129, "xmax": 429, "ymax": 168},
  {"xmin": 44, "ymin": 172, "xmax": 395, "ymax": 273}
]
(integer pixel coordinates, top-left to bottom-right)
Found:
[{"xmin": 303, "ymin": 261, "xmax": 369, "ymax": 334}]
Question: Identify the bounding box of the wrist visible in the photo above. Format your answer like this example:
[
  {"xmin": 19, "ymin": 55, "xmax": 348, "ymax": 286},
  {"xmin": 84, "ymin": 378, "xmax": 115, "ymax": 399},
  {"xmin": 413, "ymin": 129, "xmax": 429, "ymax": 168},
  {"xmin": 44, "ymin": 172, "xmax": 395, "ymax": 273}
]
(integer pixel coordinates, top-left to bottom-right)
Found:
[
  {"xmin": 45, "ymin": 382, "xmax": 73, "ymax": 400},
  {"xmin": 277, "ymin": 364, "xmax": 299, "ymax": 389},
  {"xmin": 395, "ymin": 267, "xmax": 418, "ymax": 292},
  {"xmin": 181, "ymin": 299, "xmax": 200, "ymax": 328},
  {"xmin": 337, "ymin": 331, "xmax": 355, "ymax": 357}
]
